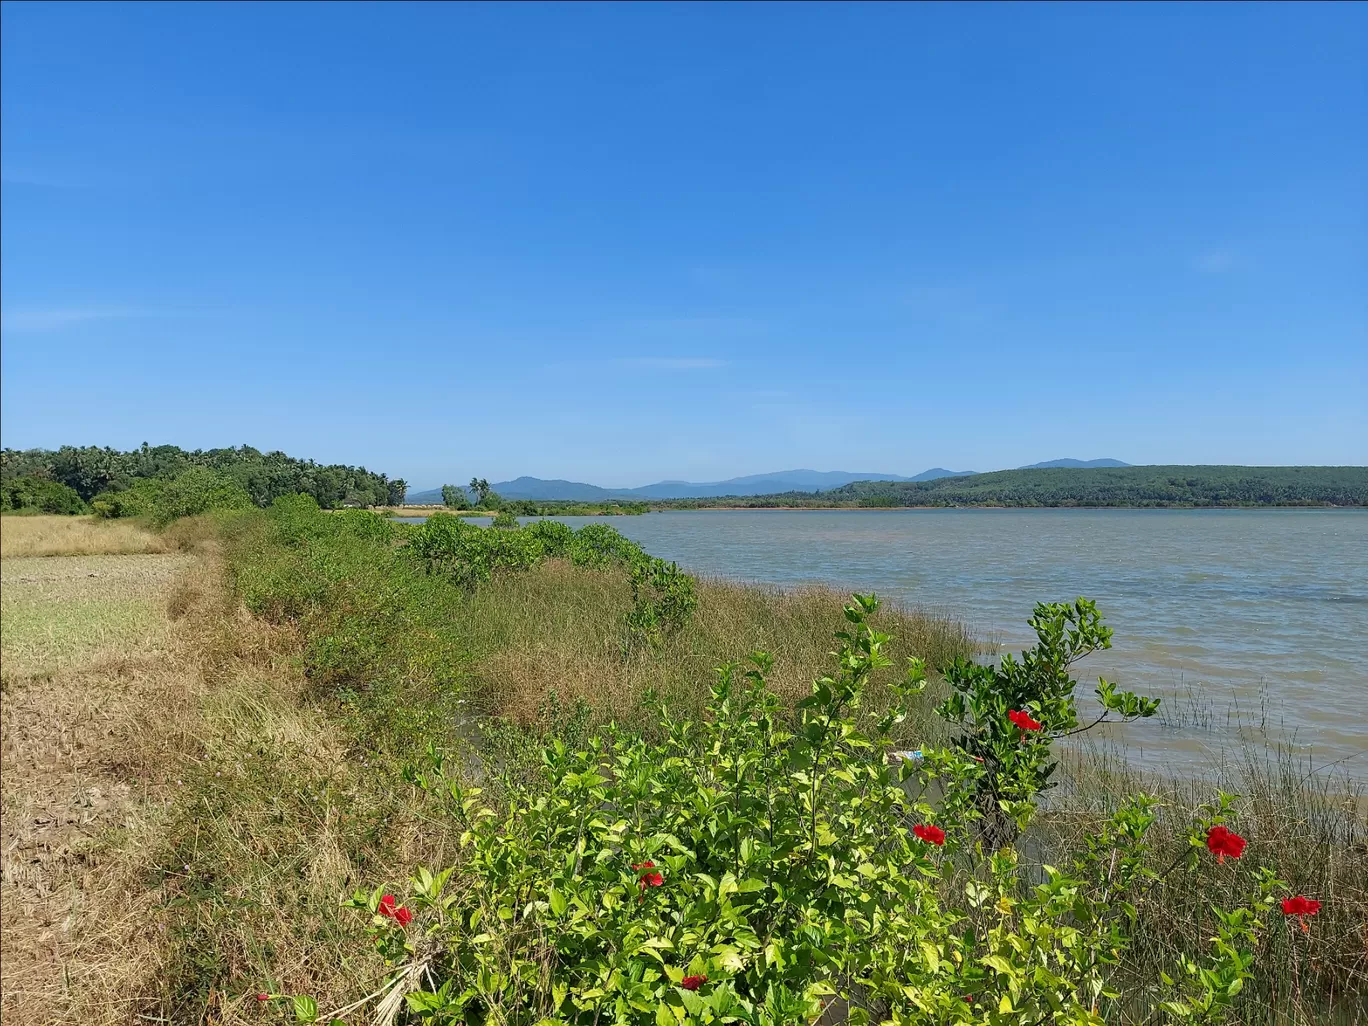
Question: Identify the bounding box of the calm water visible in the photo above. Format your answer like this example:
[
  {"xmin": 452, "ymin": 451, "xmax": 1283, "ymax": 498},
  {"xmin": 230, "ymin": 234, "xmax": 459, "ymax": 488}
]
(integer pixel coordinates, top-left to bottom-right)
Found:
[{"xmin": 408, "ymin": 509, "xmax": 1368, "ymax": 772}]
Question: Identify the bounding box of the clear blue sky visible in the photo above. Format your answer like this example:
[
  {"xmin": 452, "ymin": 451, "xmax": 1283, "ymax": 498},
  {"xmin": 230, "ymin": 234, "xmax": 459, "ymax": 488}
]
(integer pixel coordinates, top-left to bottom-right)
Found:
[{"xmin": 2, "ymin": 2, "xmax": 1364, "ymax": 488}]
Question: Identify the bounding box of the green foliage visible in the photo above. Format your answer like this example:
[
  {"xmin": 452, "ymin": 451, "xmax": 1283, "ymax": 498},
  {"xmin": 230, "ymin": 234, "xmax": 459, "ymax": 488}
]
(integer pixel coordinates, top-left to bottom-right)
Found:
[
  {"xmin": 441, "ymin": 484, "xmax": 471, "ymax": 509},
  {"xmin": 91, "ymin": 478, "xmax": 164, "ymax": 519},
  {"xmin": 936, "ymin": 599, "xmax": 1161, "ymax": 848},
  {"xmin": 623, "ymin": 556, "xmax": 699, "ymax": 655},
  {"xmin": 93, "ymin": 467, "xmax": 254, "ymax": 526},
  {"xmin": 469, "ymin": 477, "xmax": 498, "ymax": 508},
  {"xmin": 348, "ymin": 598, "xmax": 1280, "ymax": 1026},
  {"xmin": 407, "ymin": 515, "xmax": 697, "ymax": 650},
  {"xmin": 0, "ymin": 475, "xmax": 88, "ymax": 514},
  {"xmin": 1, "ymin": 442, "xmax": 400, "ymax": 508}
]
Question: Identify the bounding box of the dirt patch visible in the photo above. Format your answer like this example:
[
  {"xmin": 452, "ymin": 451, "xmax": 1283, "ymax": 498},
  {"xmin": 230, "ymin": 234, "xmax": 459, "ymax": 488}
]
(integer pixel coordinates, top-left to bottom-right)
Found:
[{"xmin": 0, "ymin": 553, "xmax": 211, "ymax": 1024}]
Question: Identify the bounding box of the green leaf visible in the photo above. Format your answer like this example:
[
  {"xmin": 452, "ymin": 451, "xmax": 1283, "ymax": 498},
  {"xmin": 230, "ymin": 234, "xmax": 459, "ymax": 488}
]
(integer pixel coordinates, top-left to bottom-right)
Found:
[
  {"xmin": 982, "ymin": 954, "xmax": 1016, "ymax": 976},
  {"xmin": 548, "ymin": 888, "xmax": 567, "ymax": 917}
]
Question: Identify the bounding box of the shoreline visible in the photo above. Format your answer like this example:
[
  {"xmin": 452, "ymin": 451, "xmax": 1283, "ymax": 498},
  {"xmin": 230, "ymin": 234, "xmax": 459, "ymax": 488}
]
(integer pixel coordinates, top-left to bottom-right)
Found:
[{"xmin": 389, "ymin": 503, "xmax": 1363, "ymax": 514}]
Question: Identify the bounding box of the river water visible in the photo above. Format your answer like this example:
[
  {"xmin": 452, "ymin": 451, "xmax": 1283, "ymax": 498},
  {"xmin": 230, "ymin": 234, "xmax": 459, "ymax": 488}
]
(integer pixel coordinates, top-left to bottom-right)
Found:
[{"xmin": 405, "ymin": 509, "xmax": 1368, "ymax": 773}]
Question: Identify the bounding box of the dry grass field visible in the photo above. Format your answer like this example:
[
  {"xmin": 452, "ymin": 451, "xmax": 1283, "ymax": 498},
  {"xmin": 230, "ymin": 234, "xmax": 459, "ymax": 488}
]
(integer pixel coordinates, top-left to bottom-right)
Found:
[
  {"xmin": 0, "ymin": 515, "xmax": 170, "ymax": 559},
  {"xmin": 0, "ymin": 519, "xmax": 426, "ymax": 1025}
]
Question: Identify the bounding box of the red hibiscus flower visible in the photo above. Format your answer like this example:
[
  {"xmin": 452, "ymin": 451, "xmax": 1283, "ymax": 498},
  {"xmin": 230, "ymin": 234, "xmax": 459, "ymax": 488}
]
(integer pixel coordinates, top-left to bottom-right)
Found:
[
  {"xmin": 1008, "ymin": 709, "xmax": 1043, "ymax": 732},
  {"xmin": 378, "ymin": 894, "xmax": 398, "ymax": 917},
  {"xmin": 913, "ymin": 823, "xmax": 946, "ymax": 846},
  {"xmin": 639, "ymin": 870, "xmax": 664, "ymax": 889},
  {"xmin": 1205, "ymin": 825, "xmax": 1247, "ymax": 863},
  {"xmin": 1281, "ymin": 895, "xmax": 1321, "ymax": 932},
  {"xmin": 394, "ymin": 905, "xmax": 413, "ymax": 927},
  {"xmin": 631, "ymin": 861, "xmax": 655, "ymax": 870},
  {"xmin": 680, "ymin": 974, "xmax": 707, "ymax": 991}
]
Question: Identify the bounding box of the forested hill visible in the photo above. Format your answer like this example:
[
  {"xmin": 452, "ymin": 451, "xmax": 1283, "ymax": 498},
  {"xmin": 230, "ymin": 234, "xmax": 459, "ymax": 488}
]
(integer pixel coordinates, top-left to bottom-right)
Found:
[
  {"xmin": 1, "ymin": 444, "xmax": 405, "ymax": 508},
  {"xmin": 672, "ymin": 466, "xmax": 1368, "ymax": 508}
]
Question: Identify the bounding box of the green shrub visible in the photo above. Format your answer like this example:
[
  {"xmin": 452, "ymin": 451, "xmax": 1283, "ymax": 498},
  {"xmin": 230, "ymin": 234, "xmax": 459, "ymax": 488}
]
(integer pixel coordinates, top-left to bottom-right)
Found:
[
  {"xmin": 91, "ymin": 477, "xmax": 164, "ymax": 518},
  {"xmin": 91, "ymin": 468, "xmax": 254, "ymax": 525},
  {"xmin": 341, "ymin": 597, "xmax": 1284, "ymax": 1026},
  {"xmin": 624, "ymin": 555, "xmax": 699, "ymax": 654},
  {"xmin": 490, "ymin": 509, "xmax": 521, "ymax": 529},
  {"xmin": 526, "ymin": 518, "xmax": 576, "ymax": 554},
  {"xmin": 571, "ymin": 522, "xmax": 647, "ymax": 568},
  {"xmin": 0, "ymin": 475, "xmax": 88, "ymax": 514},
  {"xmin": 406, "ymin": 516, "xmax": 698, "ymax": 651},
  {"xmin": 146, "ymin": 467, "xmax": 254, "ymax": 525},
  {"xmin": 937, "ymin": 598, "xmax": 1160, "ymax": 849}
]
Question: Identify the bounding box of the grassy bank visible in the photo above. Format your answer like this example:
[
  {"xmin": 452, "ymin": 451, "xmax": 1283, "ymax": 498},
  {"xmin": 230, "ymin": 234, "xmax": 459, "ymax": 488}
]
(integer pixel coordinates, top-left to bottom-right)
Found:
[
  {"xmin": 2, "ymin": 509, "xmax": 1363, "ymax": 1023},
  {"xmin": 218, "ymin": 503, "xmax": 1364, "ymax": 1022},
  {"xmin": 1, "ymin": 520, "xmax": 445, "ymax": 1024}
]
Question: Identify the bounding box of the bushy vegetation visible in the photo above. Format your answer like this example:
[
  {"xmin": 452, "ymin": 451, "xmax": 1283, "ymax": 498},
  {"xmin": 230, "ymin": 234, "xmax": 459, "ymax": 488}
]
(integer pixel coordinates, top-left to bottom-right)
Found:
[
  {"xmin": 206, "ymin": 498, "xmax": 1363, "ymax": 1025},
  {"xmin": 14, "ymin": 499, "xmax": 1341, "ymax": 1023},
  {"xmin": 0, "ymin": 475, "xmax": 88, "ymax": 514},
  {"xmin": 1, "ymin": 442, "xmax": 405, "ymax": 507},
  {"xmin": 658, "ymin": 466, "xmax": 1368, "ymax": 509},
  {"xmin": 408, "ymin": 514, "xmax": 696, "ymax": 653},
  {"xmin": 90, "ymin": 466, "xmax": 256, "ymax": 525},
  {"xmin": 425, "ymin": 483, "xmax": 648, "ymax": 516},
  {"xmin": 320, "ymin": 599, "xmax": 1301, "ymax": 1026}
]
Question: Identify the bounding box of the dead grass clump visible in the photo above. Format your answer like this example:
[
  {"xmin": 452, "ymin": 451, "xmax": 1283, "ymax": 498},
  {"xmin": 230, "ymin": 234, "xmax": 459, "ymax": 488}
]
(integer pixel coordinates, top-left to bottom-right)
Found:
[{"xmin": 0, "ymin": 515, "xmax": 170, "ymax": 559}]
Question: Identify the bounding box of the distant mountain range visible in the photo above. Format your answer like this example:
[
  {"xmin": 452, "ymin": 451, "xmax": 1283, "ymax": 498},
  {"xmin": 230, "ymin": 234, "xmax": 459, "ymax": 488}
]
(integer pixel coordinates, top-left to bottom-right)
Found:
[{"xmin": 405, "ymin": 460, "xmax": 1128, "ymax": 503}]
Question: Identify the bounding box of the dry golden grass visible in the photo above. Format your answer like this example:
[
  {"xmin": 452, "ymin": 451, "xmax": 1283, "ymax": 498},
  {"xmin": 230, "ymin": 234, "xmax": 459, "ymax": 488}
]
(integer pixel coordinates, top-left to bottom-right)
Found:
[
  {"xmin": 1, "ymin": 552, "xmax": 206, "ymax": 1023},
  {"xmin": 1, "ymin": 554, "xmax": 195, "ymax": 679},
  {"xmin": 0, "ymin": 545, "xmax": 429, "ymax": 1025},
  {"xmin": 467, "ymin": 561, "xmax": 975, "ymax": 731},
  {"xmin": 0, "ymin": 515, "xmax": 170, "ymax": 559}
]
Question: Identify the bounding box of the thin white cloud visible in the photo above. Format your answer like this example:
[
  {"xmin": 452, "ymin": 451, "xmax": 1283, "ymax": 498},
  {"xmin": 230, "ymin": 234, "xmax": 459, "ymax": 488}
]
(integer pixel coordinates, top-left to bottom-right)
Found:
[
  {"xmin": 1193, "ymin": 248, "xmax": 1236, "ymax": 274},
  {"xmin": 619, "ymin": 357, "xmax": 729, "ymax": 371}
]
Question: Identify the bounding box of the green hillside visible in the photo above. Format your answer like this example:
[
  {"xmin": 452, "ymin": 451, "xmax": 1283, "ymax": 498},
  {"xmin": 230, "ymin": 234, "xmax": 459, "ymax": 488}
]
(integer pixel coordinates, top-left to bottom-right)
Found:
[{"xmin": 667, "ymin": 465, "xmax": 1368, "ymax": 508}]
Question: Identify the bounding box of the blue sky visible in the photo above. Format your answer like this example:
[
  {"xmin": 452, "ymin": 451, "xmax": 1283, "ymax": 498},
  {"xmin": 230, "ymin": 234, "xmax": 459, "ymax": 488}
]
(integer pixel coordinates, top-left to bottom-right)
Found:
[{"xmin": 2, "ymin": 2, "xmax": 1364, "ymax": 488}]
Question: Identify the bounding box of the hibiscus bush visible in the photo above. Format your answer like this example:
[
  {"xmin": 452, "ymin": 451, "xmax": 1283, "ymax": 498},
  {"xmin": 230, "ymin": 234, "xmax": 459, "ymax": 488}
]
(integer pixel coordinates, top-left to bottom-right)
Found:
[
  {"xmin": 259, "ymin": 595, "xmax": 1332, "ymax": 1026},
  {"xmin": 934, "ymin": 598, "xmax": 1163, "ymax": 849}
]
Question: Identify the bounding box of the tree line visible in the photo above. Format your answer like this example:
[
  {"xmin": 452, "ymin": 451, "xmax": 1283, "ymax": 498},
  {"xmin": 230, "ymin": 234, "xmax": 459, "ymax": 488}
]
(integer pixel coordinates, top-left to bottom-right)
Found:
[
  {"xmin": 1, "ymin": 443, "xmax": 406, "ymax": 513},
  {"xmin": 656, "ymin": 465, "xmax": 1368, "ymax": 509}
]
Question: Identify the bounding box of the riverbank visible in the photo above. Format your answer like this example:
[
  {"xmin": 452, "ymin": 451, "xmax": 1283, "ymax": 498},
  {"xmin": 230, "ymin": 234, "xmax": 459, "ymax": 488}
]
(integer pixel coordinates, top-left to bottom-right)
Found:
[{"xmin": 2, "ymin": 511, "xmax": 1363, "ymax": 1023}]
